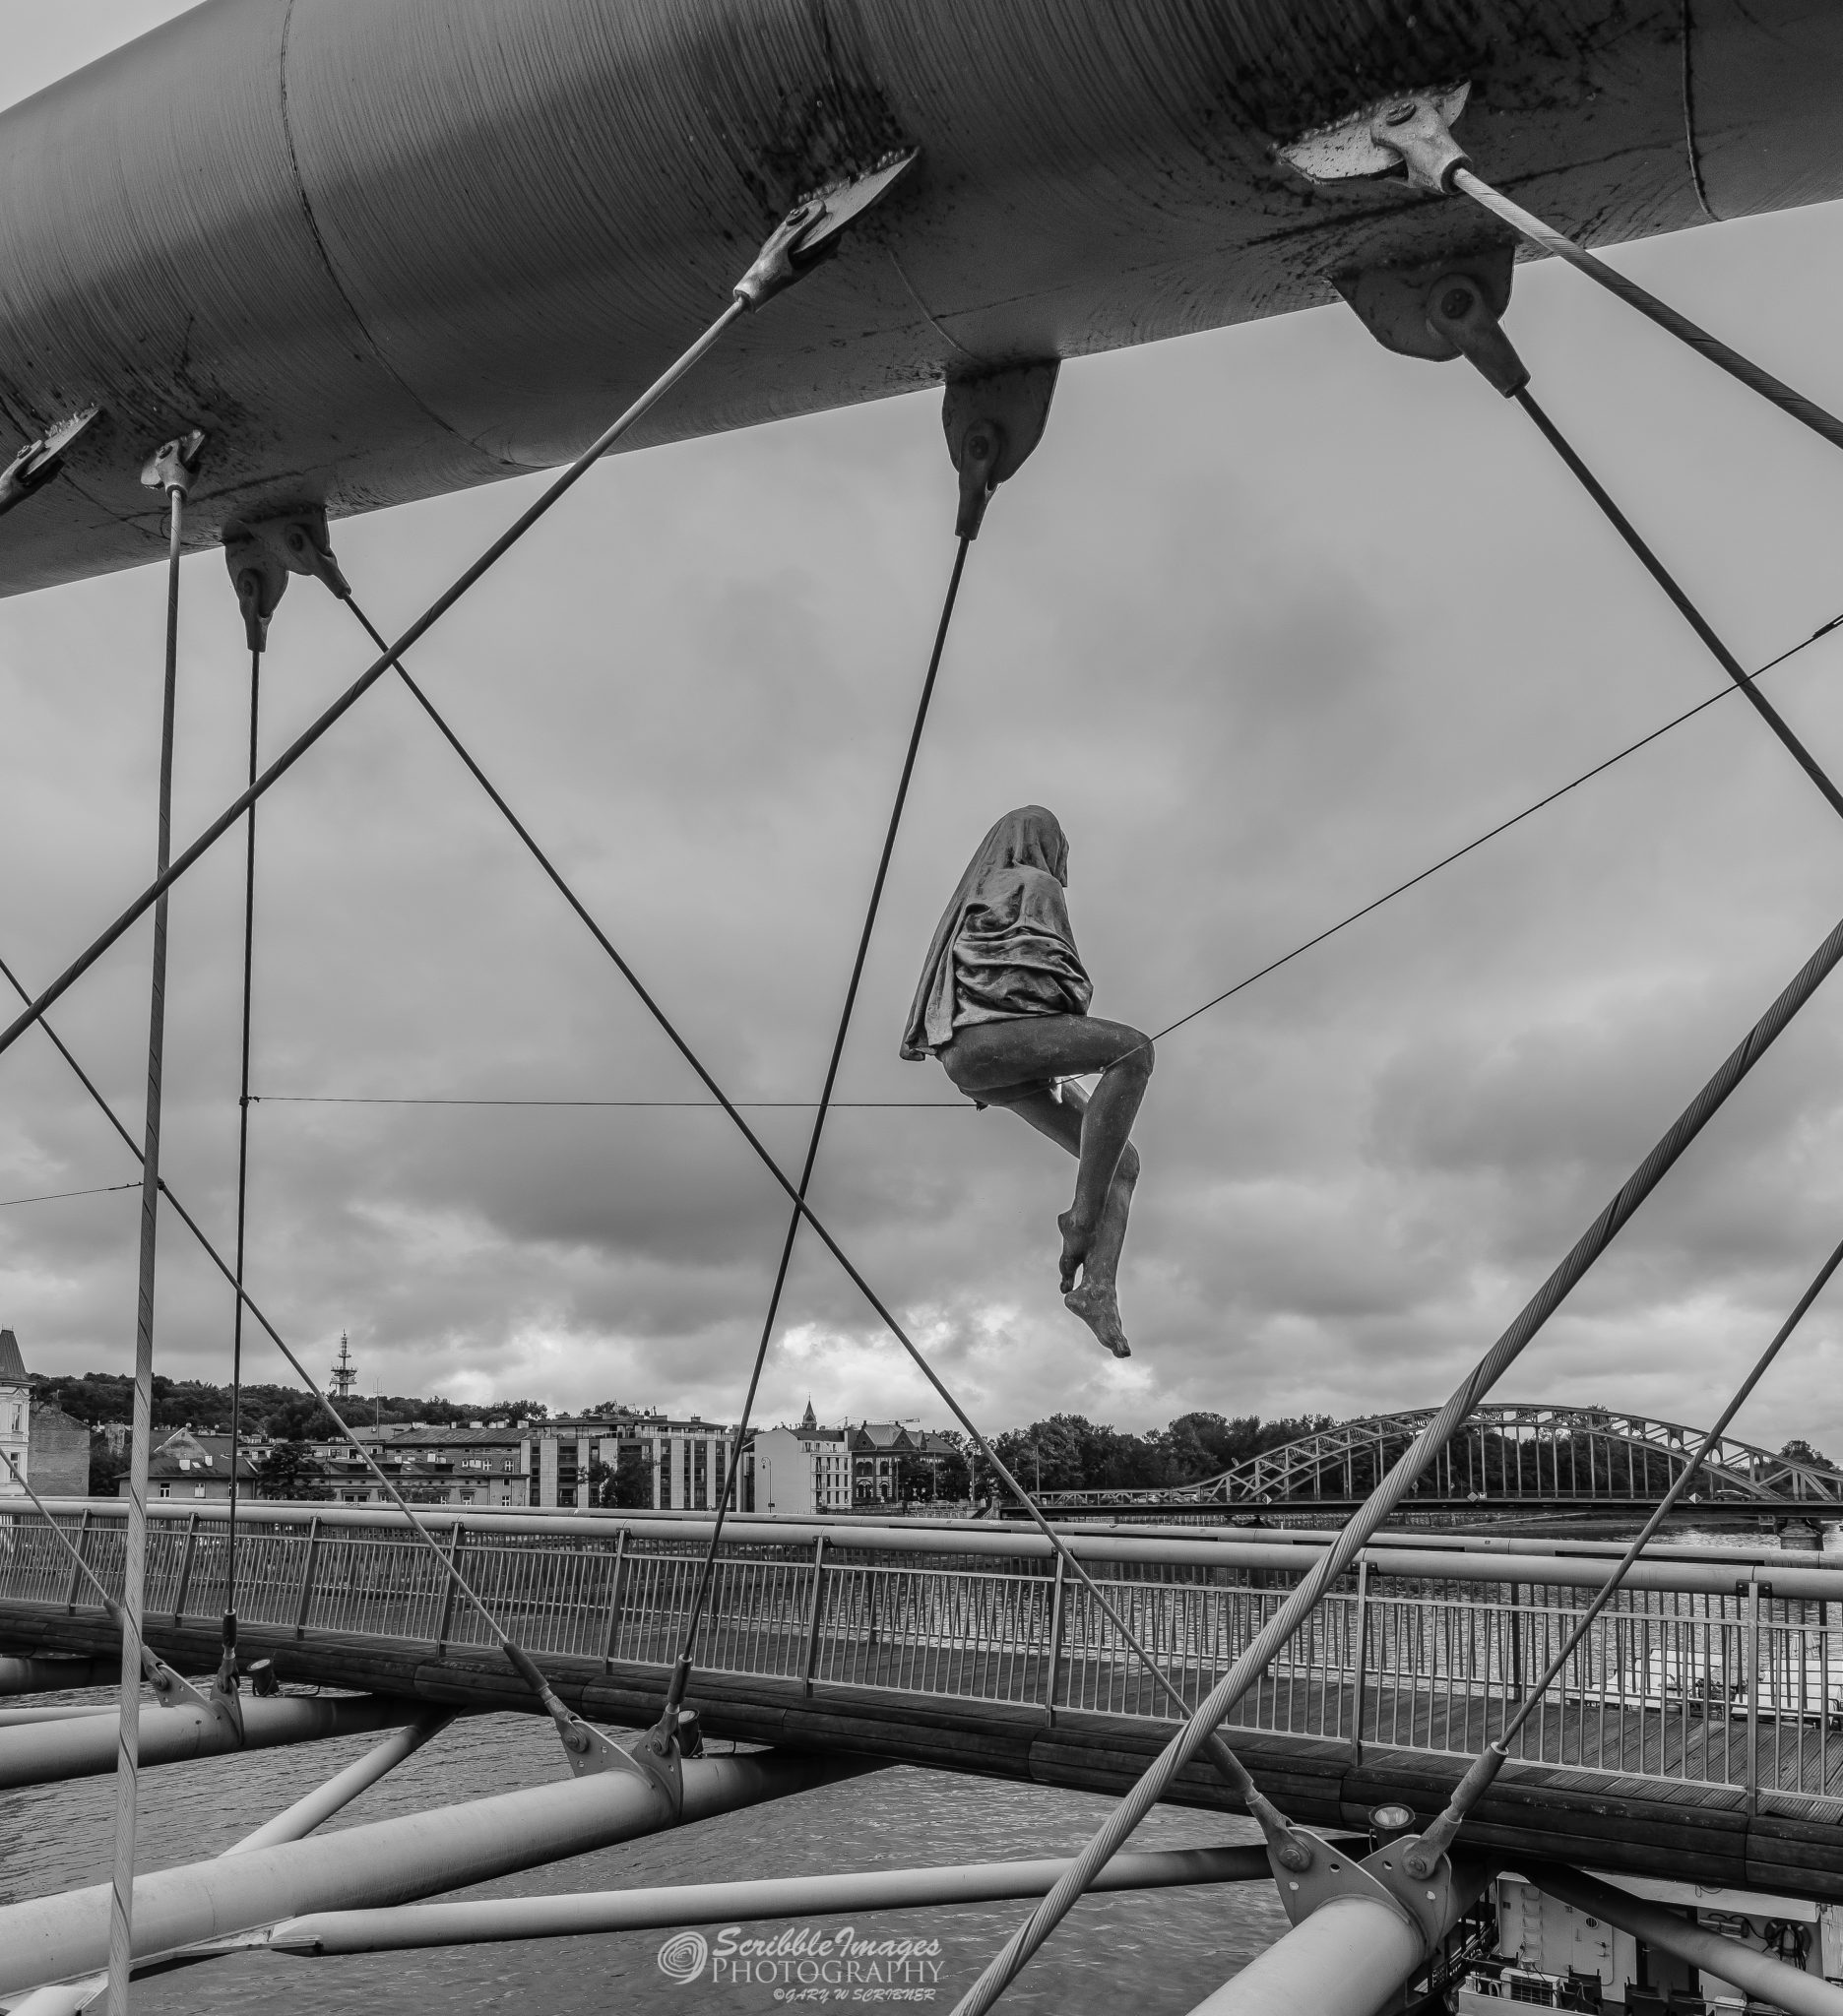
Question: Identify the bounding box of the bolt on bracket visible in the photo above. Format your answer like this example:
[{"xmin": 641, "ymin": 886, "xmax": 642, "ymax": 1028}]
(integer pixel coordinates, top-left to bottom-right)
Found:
[
  {"xmin": 0, "ymin": 406, "xmax": 101, "ymax": 519},
  {"xmin": 941, "ymin": 361, "xmax": 1059, "ymax": 538},
  {"xmin": 1335, "ymin": 248, "xmax": 1529, "ymax": 397},
  {"xmin": 733, "ymin": 149, "xmax": 919, "ymax": 310},
  {"xmin": 1279, "ymin": 83, "xmax": 1473, "ymax": 192},
  {"xmin": 139, "ymin": 427, "xmax": 208, "ymax": 497}
]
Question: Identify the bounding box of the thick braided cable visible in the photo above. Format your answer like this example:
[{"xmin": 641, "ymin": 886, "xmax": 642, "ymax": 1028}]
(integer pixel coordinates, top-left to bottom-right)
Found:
[{"xmin": 951, "ymin": 897, "xmax": 1843, "ymax": 2016}]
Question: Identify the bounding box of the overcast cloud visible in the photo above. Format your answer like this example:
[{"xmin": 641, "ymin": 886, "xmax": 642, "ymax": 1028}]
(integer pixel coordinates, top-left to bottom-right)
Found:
[{"xmin": 8, "ymin": 7, "xmax": 1843, "ymax": 1458}]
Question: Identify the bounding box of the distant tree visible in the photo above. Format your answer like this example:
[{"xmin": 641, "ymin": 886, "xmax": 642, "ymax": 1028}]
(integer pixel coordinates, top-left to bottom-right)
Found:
[
  {"xmin": 88, "ymin": 1437, "xmax": 129, "ymax": 1497},
  {"xmin": 583, "ymin": 1401, "xmax": 631, "ymax": 1418},
  {"xmin": 1783, "ymin": 1437, "xmax": 1838, "ymax": 1472},
  {"xmin": 496, "ymin": 1399, "xmax": 550, "ymax": 1422},
  {"xmin": 606, "ymin": 1446, "xmax": 656, "ymax": 1508},
  {"xmin": 256, "ymin": 1440, "xmax": 329, "ymax": 1500}
]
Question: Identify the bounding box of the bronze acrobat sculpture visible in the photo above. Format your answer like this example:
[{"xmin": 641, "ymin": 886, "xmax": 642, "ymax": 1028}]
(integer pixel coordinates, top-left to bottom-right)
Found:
[{"xmin": 902, "ymin": 806, "xmax": 1152, "ymax": 1357}]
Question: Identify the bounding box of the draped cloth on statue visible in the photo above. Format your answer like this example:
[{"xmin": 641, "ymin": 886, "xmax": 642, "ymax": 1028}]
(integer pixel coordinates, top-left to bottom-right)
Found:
[{"xmin": 900, "ymin": 805, "xmax": 1094, "ymax": 1061}]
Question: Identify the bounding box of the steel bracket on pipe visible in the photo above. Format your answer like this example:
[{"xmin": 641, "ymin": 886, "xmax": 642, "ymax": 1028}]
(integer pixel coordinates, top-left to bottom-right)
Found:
[
  {"xmin": 552, "ymin": 1707, "xmax": 683, "ymax": 1822},
  {"xmin": 732, "ymin": 149, "xmax": 918, "ymax": 310},
  {"xmin": 1279, "ymin": 84, "xmax": 1472, "ymax": 191},
  {"xmin": 1265, "ymin": 1826, "xmax": 1452, "ymax": 1959},
  {"xmin": 1335, "ymin": 250, "xmax": 1529, "ymax": 398},
  {"xmin": 0, "ymin": 408, "xmax": 100, "ymax": 520},
  {"xmin": 942, "ymin": 361, "xmax": 1059, "ymax": 538},
  {"xmin": 222, "ymin": 504, "xmax": 353, "ymax": 649}
]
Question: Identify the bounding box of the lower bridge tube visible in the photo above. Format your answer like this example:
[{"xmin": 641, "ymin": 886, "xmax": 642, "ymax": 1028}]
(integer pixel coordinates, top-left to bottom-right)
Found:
[
  {"xmin": 0, "ymin": 1658, "xmax": 122, "ymax": 1695},
  {"xmin": 1525, "ymin": 1862, "xmax": 1843, "ymax": 2016},
  {"xmin": 268, "ymin": 1842, "xmax": 1306, "ymax": 1953},
  {"xmin": 0, "ymin": 1691, "xmax": 408, "ymax": 1790},
  {"xmin": 0, "ymin": 1747, "xmax": 871, "ymax": 1995},
  {"xmin": 1183, "ymin": 1895, "xmax": 1427, "ymax": 2015}
]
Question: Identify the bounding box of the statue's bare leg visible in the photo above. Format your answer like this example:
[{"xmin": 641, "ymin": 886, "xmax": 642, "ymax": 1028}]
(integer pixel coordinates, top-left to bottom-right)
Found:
[{"xmin": 937, "ymin": 1016, "xmax": 1153, "ymax": 1356}]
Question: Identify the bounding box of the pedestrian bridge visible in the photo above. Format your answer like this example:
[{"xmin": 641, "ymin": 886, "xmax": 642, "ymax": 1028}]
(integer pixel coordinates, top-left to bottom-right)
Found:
[{"xmin": 3, "ymin": 1500, "xmax": 1841, "ymax": 1905}]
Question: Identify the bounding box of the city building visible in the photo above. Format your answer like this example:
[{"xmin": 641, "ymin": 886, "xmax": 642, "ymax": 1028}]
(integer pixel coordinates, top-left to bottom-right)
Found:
[
  {"xmin": 0, "ymin": 1329, "xmax": 89, "ymax": 1499},
  {"xmin": 306, "ymin": 1423, "xmax": 531, "ymax": 1507},
  {"xmin": 743, "ymin": 1402, "xmax": 851, "ymax": 1516},
  {"xmin": 121, "ymin": 1427, "xmax": 263, "ymax": 1502},
  {"xmin": 548, "ymin": 1413, "xmax": 734, "ymax": 1512}
]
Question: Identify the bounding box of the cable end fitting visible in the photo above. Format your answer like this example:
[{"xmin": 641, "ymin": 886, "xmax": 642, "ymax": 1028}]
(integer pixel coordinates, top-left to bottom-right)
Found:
[
  {"xmin": 1370, "ymin": 96, "xmax": 1471, "ymax": 194},
  {"xmin": 140, "ymin": 428, "xmax": 207, "ymax": 498},
  {"xmin": 731, "ymin": 150, "xmax": 918, "ymax": 310},
  {"xmin": 1425, "ymin": 274, "xmax": 1530, "ymax": 397},
  {"xmin": 1402, "ymin": 1741, "xmax": 1507, "ymax": 1877}
]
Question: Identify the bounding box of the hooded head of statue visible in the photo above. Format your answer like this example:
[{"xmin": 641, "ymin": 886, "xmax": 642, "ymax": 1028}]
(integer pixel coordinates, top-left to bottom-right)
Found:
[{"xmin": 901, "ymin": 805, "xmax": 1091, "ymax": 1060}]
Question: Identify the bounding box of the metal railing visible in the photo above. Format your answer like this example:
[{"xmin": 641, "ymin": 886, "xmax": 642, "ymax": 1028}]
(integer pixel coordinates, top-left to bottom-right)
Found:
[{"xmin": 2, "ymin": 1505, "xmax": 1838, "ymax": 1802}]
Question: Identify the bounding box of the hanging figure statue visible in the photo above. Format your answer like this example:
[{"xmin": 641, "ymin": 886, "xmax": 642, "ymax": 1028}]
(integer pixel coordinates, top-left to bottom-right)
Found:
[{"xmin": 902, "ymin": 805, "xmax": 1152, "ymax": 1358}]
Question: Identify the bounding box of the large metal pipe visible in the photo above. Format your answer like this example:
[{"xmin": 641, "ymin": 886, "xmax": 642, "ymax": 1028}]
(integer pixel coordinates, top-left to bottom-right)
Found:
[
  {"xmin": 0, "ymin": 1707, "xmax": 116, "ymax": 1729},
  {"xmin": 5, "ymin": 0, "xmax": 1843, "ymax": 598},
  {"xmin": 1183, "ymin": 1895, "xmax": 1426, "ymax": 2015},
  {"xmin": 269, "ymin": 1841, "xmax": 1313, "ymax": 1954},
  {"xmin": 0, "ymin": 1657, "xmax": 121, "ymax": 1696},
  {"xmin": 0, "ymin": 1747, "xmax": 869, "ymax": 1994},
  {"xmin": 1526, "ymin": 1862, "xmax": 1843, "ymax": 2016},
  {"xmin": 0, "ymin": 1692, "xmax": 407, "ymax": 1791},
  {"xmin": 225, "ymin": 1709, "xmax": 453, "ymax": 1854}
]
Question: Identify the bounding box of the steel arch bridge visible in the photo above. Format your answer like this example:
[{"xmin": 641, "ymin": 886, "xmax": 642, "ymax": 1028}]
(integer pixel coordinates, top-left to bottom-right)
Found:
[{"xmin": 1030, "ymin": 1404, "xmax": 1843, "ymax": 1516}]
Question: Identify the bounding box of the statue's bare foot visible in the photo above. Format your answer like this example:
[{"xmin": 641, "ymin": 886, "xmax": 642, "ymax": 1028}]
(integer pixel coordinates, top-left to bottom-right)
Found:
[
  {"xmin": 1057, "ymin": 1210, "xmax": 1095, "ymax": 1294},
  {"xmin": 1064, "ymin": 1281, "xmax": 1130, "ymax": 1357}
]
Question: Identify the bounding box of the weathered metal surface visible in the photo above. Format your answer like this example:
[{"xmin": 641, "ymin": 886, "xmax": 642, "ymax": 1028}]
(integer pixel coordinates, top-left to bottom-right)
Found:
[
  {"xmin": 0, "ymin": 1746, "xmax": 868, "ymax": 1996},
  {"xmin": 266, "ymin": 1841, "xmax": 1310, "ymax": 1953},
  {"xmin": 2, "ymin": 0, "xmax": 1843, "ymax": 596},
  {"xmin": 0, "ymin": 1689, "xmax": 407, "ymax": 1790},
  {"xmin": 3, "ymin": 1506, "xmax": 1843, "ymax": 1898}
]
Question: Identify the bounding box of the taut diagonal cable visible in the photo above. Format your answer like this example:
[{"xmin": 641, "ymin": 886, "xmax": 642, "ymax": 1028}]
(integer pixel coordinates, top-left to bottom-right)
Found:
[
  {"xmin": 949, "ymin": 898, "xmax": 1843, "ymax": 2016},
  {"xmin": 0, "ymin": 953, "xmax": 592, "ymax": 1741},
  {"xmin": 0, "ymin": 298, "xmax": 747, "ymax": 1071},
  {"xmin": 1401, "ymin": 1224, "xmax": 1843, "ymax": 1873},
  {"xmin": 663, "ymin": 534, "xmax": 970, "ymax": 1721},
  {"xmin": 333, "ymin": 589, "xmax": 1293, "ymax": 1832},
  {"xmin": 1516, "ymin": 387, "xmax": 1843, "ymax": 824}
]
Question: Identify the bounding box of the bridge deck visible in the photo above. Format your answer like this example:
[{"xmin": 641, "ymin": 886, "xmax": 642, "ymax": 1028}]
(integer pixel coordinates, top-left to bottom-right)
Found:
[{"xmin": 3, "ymin": 1504, "xmax": 1839, "ymax": 1902}]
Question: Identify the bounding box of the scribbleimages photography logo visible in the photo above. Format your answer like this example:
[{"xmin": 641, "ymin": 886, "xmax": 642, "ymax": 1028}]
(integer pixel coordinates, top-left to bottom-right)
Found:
[{"xmin": 658, "ymin": 1929, "xmax": 711, "ymax": 1983}]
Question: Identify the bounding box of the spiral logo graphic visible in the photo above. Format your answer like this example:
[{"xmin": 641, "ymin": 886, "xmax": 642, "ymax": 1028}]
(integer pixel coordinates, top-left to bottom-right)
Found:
[{"xmin": 656, "ymin": 1929, "xmax": 709, "ymax": 1984}]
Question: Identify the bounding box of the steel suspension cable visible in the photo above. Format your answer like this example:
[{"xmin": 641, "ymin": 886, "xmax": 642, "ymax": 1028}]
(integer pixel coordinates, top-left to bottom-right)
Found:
[
  {"xmin": 106, "ymin": 460, "xmax": 188, "ymax": 2016},
  {"xmin": 1145, "ymin": 605, "xmax": 1843, "ymax": 1052},
  {"xmin": 1452, "ymin": 167, "xmax": 1843, "ymax": 458},
  {"xmin": 1516, "ymin": 388, "xmax": 1843, "ymax": 823},
  {"xmin": 1404, "ymin": 1223, "xmax": 1843, "ymax": 1873},
  {"xmin": 0, "ymin": 956, "xmax": 594, "ymax": 1743},
  {"xmin": 949, "ymin": 897, "xmax": 1843, "ymax": 2016},
  {"xmin": 333, "ymin": 590, "xmax": 1291, "ymax": 1829},
  {"xmin": 0, "ymin": 296, "xmax": 747, "ymax": 1072},
  {"xmin": 662, "ymin": 533, "xmax": 970, "ymax": 1721},
  {"xmin": 224, "ymin": 645, "xmax": 261, "ymax": 1674}
]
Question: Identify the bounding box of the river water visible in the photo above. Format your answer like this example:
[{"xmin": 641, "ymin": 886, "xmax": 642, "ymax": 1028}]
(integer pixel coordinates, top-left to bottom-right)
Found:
[{"xmin": 0, "ymin": 1692, "xmax": 1288, "ymax": 2010}]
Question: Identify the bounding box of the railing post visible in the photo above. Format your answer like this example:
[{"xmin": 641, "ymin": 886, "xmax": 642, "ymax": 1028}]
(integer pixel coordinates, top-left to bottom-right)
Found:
[
  {"xmin": 62, "ymin": 1508, "xmax": 94, "ymax": 1613},
  {"xmin": 801, "ymin": 1534, "xmax": 828, "ymax": 1697},
  {"xmin": 1349, "ymin": 1553, "xmax": 1370, "ymax": 1766},
  {"xmin": 1044, "ymin": 1551, "xmax": 1068, "ymax": 1726},
  {"xmin": 602, "ymin": 1528, "xmax": 630, "ymax": 1671},
  {"xmin": 433, "ymin": 1524, "xmax": 464, "ymax": 1654},
  {"xmin": 170, "ymin": 1511, "xmax": 200, "ymax": 1625},
  {"xmin": 1744, "ymin": 1576, "xmax": 1763, "ymax": 1812},
  {"xmin": 292, "ymin": 1515, "xmax": 322, "ymax": 1639}
]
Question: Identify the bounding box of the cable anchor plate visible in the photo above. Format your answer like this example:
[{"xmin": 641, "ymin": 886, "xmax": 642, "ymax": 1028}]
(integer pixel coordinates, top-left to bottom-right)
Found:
[
  {"xmin": 0, "ymin": 407, "xmax": 101, "ymax": 519},
  {"xmin": 733, "ymin": 149, "xmax": 918, "ymax": 309}
]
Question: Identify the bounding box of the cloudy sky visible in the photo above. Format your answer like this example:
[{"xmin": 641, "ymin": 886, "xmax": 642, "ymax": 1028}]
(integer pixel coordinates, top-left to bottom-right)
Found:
[{"xmin": 7, "ymin": 7, "xmax": 1843, "ymax": 1461}]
